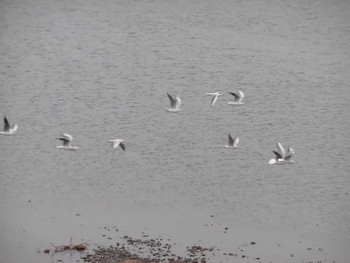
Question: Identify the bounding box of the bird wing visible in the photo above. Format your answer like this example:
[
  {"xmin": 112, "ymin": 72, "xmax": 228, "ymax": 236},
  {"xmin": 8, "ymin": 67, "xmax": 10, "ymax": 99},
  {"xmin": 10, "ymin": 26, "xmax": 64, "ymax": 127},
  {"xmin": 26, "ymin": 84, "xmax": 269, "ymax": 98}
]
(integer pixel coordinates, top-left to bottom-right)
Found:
[
  {"xmin": 228, "ymin": 92, "xmax": 239, "ymax": 102},
  {"xmin": 228, "ymin": 134, "xmax": 234, "ymax": 146},
  {"xmin": 175, "ymin": 96, "xmax": 182, "ymax": 108},
  {"xmin": 4, "ymin": 116, "xmax": 10, "ymax": 131},
  {"xmin": 273, "ymin": 150, "xmax": 283, "ymax": 160},
  {"xmin": 119, "ymin": 142, "xmax": 126, "ymax": 151},
  {"xmin": 10, "ymin": 124, "xmax": 18, "ymax": 132},
  {"xmin": 62, "ymin": 133, "xmax": 73, "ymax": 141},
  {"xmin": 233, "ymin": 136, "xmax": 239, "ymax": 147},
  {"xmin": 276, "ymin": 142, "xmax": 285, "ymax": 159},
  {"xmin": 167, "ymin": 93, "xmax": 176, "ymax": 108},
  {"xmin": 211, "ymin": 94, "xmax": 219, "ymax": 106},
  {"xmin": 238, "ymin": 90, "xmax": 244, "ymax": 100}
]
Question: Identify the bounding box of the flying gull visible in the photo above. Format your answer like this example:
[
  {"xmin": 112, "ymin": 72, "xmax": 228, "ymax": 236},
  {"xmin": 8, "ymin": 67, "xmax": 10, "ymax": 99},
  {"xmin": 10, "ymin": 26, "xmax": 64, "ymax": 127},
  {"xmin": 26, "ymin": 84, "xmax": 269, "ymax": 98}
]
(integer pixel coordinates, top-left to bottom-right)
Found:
[
  {"xmin": 268, "ymin": 142, "xmax": 295, "ymax": 164},
  {"xmin": 228, "ymin": 90, "xmax": 244, "ymax": 105},
  {"xmin": 225, "ymin": 134, "xmax": 239, "ymax": 148},
  {"xmin": 109, "ymin": 139, "xmax": 126, "ymax": 151},
  {"xmin": 56, "ymin": 133, "xmax": 79, "ymax": 151},
  {"xmin": 165, "ymin": 93, "xmax": 182, "ymax": 112},
  {"xmin": 0, "ymin": 116, "xmax": 18, "ymax": 135},
  {"xmin": 206, "ymin": 92, "xmax": 222, "ymax": 107}
]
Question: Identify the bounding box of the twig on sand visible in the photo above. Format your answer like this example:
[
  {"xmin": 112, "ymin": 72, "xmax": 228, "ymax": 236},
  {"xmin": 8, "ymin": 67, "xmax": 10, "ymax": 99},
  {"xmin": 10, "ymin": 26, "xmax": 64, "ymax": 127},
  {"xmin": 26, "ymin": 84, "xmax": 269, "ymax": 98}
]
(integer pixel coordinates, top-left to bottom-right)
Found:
[{"xmin": 48, "ymin": 237, "xmax": 87, "ymax": 253}]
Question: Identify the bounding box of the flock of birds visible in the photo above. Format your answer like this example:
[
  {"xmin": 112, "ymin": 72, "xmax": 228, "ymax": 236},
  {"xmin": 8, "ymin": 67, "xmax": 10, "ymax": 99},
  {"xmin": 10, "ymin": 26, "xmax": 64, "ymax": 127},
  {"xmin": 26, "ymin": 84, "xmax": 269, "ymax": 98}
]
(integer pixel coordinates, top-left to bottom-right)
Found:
[
  {"xmin": 1, "ymin": 89, "xmax": 295, "ymax": 165},
  {"xmin": 164, "ymin": 89, "xmax": 295, "ymax": 165}
]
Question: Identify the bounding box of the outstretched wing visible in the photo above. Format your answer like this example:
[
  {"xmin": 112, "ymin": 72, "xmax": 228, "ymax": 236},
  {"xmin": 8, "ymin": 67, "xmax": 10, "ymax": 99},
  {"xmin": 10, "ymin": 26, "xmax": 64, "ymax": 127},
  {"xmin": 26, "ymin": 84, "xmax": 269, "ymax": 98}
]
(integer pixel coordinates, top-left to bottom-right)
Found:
[
  {"xmin": 167, "ymin": 93, "xmax": 176, "ymax": 108},
  {"xmin": 228, "ymin": 92, "xmax": 239, "ymax": 102},
  {"xmin": 276, "ymin": 142, "xmax": 285, "ymax": 159},
  {"xmin": 233, "ymin": 136, "xmax": 239, "ymax": 147},
  {"xmin": 4, "ymin": 116, "xmax": 10, "ymax": 131},
  {"xmin": 273, "ymin": 150, "xmax": 283, "ymax": 160},
  {"xmin": 119, "ymin": 142, "xmax": 126, "ymax": 151},
  {"xmin": 238, "ymin": 90, "xmax": 244, "ymax": 100},
  {"xmin": 10, "ymin": 124, "xmax": 18, "ymax": 133},
  {"xmin": 175, "ymin": 96, "xmax": 182, "ymax": 109},
  {"xmin": 211, "ymin": 94, "xmax": 219, "ymax": 106},
  {"xmin": 62, "ymin": 133, "xmax": 73, "ymax": 141},
  {"xmin": 228, "ymin": 134, "xmax": 234, "ymax": 146}
]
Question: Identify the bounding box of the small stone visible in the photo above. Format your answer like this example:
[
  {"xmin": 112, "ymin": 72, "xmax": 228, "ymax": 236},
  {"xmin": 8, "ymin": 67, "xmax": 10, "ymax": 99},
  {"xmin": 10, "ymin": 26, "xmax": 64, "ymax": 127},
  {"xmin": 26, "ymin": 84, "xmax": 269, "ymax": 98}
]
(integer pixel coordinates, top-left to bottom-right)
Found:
[
  {"xmin": 44, "ymin": 249, "xmax": 50, "ymax": 253},
  {"xmin": 250, "ymin": 241, "xmax": 256, "ymax": 245}
]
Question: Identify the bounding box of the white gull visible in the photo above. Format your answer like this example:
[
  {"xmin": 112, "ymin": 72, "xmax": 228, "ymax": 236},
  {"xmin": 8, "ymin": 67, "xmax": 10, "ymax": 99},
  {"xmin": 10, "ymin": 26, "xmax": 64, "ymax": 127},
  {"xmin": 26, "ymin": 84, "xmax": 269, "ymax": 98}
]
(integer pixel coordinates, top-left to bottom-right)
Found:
[
  {"xmin": 165, "ymin": 93, "xmax": 182, "ymax": 112},
  {"xmin": 224, "ymin": 134, "xmax": 239, "ymax": 148},
  {"xmin": 269, "ymin": 142, "xmax": 295, "ymax": 164},
  {"xmin": 228, "ymin": 90, "xmax": 244, "ymax": 105},
  {"xmin": 109, "ymin": 139, "xmax": 126, "ymax": 151},
  {"xmin": 206, "ymin": 92, "xmax": 222, "ymax": 107},
  {"xmin": 0, "ymin": 116, "xmax": 18, "ymax": 135},
  {"xmin": 56, "ymin": 133, "xmax": 79, "ymax": 151}
]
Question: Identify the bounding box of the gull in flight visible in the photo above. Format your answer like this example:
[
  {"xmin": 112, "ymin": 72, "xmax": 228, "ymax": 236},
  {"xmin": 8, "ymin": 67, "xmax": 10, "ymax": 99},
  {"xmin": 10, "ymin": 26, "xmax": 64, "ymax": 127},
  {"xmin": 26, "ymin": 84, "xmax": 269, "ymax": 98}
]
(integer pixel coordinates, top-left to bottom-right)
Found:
[
  {"xmin": 206, "ymin": 92, "xmax": 222, "ymax": 107},
  {"xmin": 269, "ymin": 142, "xmax": 295, "ymax": 164},
  {"xmin": 228, "ymin": 90, "xmax": 244, "ymax": 105},
  {"xmin": 56, "ymin": 133, "xmax": 79, "ymax": 151},
  {"xmin": 0, "ymin": 116, "xmax": 18, "ymax": 135},
  {"xmin": 165, "ymin": 93, "xmax": 182, "ymax": 112},
  {"xmin": 225, "ymin": 134, "xmax": 239, "ymax": 148},
  {"xmin": 109, "ymin": 139, "xmax": 126, "ymax": 151}
]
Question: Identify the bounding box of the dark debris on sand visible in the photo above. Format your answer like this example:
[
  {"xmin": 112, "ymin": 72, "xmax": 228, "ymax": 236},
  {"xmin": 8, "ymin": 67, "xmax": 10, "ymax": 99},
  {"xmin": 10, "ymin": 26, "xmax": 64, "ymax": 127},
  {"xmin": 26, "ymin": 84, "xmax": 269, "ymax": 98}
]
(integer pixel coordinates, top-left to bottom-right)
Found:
[{"xmin": 82, "ymin": 235, "xmax": 211, "ymax": 263}]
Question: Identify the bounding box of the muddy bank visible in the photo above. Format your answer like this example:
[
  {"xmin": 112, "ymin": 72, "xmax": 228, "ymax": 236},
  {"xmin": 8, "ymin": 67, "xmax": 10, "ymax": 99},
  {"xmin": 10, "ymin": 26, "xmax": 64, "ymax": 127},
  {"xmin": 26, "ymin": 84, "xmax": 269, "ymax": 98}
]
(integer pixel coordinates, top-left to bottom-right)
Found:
[
  {"xmin": 80, "ymin": 236, "xmax": 331, "ymax": 263},
  {"xmin": 42, "ymin": 228, "xmax": 333, "ymax": 263}
]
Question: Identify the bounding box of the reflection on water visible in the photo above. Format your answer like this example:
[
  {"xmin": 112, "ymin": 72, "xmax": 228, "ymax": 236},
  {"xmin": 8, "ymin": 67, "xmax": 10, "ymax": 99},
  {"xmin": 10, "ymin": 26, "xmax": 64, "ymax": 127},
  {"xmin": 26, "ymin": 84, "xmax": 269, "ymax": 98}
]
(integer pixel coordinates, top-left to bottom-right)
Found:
[{"xmin": 0, "ymin": 0, "xmax": 349, "ymax": 262}]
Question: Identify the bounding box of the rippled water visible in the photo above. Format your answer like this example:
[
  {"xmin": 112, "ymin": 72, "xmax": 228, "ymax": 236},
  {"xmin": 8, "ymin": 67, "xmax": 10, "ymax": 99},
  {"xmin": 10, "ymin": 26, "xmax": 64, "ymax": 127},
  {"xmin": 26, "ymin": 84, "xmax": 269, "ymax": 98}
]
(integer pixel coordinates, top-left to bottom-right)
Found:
[{"xmin": 1, "ymin": 0, "xmax": 349, "ymax": 262}]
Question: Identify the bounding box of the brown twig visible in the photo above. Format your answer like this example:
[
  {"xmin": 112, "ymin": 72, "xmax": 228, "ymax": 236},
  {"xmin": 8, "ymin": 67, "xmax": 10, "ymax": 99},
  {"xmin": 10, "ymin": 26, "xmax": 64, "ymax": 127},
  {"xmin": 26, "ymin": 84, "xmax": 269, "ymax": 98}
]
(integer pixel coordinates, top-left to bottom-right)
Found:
[{"xmin": 49, "ymin": 237, "xmax": 87, "ymax": 253}]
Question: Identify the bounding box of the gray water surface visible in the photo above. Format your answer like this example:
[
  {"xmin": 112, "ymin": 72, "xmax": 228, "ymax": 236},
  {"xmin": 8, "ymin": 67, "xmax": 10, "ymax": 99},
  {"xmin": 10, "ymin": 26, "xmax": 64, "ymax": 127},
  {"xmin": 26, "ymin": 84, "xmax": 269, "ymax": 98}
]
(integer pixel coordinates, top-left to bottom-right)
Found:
[{"xmin": 1, "ymin": 0, "xmax": 350, "ymax": 262}]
